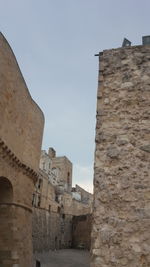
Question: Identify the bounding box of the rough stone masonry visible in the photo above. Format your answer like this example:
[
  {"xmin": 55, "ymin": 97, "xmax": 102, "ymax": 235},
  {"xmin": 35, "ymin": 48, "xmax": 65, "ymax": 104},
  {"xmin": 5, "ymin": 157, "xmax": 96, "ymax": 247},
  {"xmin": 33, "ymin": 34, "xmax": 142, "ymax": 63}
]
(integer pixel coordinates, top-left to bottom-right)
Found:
[{"xmin": 91, "ymin": 45, "xmax": 150, "ymax": 266}]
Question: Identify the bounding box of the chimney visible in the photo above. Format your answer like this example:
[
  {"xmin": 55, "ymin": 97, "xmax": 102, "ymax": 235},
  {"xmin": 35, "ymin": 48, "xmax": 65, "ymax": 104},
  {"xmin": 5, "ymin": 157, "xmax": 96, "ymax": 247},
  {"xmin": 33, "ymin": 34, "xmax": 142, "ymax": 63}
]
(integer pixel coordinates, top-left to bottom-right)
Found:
[{"xmin": 48, "ymin": 147, "xmax": 56, "ymax": 158}]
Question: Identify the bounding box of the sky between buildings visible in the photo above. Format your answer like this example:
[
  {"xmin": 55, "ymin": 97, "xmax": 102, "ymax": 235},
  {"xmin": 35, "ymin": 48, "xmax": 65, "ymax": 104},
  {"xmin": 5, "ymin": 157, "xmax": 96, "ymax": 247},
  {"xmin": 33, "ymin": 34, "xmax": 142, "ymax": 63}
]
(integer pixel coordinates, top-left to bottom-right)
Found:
[{"xmin": 1, "ymin": 0, "xmax": 150, "ymax": 192}]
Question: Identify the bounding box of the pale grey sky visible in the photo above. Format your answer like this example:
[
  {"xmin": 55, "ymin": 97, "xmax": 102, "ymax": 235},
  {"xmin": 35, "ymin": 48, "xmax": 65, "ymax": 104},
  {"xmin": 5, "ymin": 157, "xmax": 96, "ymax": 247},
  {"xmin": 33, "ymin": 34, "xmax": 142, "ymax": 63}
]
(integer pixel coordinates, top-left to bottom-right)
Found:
[{"xmin": 1, "ymin": 0, "xmax": 150, "ymax": 192}]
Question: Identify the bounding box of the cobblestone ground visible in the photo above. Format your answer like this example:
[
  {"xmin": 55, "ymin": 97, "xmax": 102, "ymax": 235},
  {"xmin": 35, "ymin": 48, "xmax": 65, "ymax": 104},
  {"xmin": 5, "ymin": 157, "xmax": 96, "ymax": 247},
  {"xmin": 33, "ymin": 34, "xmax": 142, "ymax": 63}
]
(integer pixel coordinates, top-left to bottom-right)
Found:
[{"xmin": 34, "ymin": 249, "xmax": 90, "ymax": 267}]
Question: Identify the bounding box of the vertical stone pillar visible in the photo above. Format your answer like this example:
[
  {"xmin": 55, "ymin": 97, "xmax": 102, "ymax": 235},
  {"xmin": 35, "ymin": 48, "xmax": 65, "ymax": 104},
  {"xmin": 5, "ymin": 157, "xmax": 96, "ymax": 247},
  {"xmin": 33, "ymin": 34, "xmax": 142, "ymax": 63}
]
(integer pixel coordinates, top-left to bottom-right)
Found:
[{"xmin": 91, "ymin": 45, "xmax": 150, "ymax": 267}]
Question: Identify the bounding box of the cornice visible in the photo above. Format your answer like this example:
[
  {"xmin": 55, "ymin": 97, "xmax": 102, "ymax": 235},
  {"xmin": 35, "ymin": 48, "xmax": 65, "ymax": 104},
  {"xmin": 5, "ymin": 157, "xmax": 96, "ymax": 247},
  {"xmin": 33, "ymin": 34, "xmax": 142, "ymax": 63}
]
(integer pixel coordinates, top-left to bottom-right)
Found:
[{"xmin": 0, "ymin": 138, "xmax": 39, "ymax": 183}]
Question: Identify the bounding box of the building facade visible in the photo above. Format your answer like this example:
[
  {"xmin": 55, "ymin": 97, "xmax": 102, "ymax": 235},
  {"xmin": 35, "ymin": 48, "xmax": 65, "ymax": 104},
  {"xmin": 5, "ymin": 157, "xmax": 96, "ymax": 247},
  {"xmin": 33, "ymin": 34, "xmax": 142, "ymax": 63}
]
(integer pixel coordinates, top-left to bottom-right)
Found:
[
  {"xmin": 33, "ymin": 148, "xmax": 92, "ymax": 264},
  {"xmin": 40, "ymin": 148, "xmax": 72, "ymax": 192}
]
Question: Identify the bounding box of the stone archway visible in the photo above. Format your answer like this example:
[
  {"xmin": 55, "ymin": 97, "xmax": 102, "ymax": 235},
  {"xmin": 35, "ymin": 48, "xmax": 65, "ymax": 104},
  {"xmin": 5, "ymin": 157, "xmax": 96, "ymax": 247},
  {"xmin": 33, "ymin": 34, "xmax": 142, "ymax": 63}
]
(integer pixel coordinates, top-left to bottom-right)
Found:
[
  {"xmin": 0, "ymin": 176, "xmax": 13, "ymax": 202},
  {"xmin": 0, "ymin": 177, "xmax": 14, "ymax": 265}
]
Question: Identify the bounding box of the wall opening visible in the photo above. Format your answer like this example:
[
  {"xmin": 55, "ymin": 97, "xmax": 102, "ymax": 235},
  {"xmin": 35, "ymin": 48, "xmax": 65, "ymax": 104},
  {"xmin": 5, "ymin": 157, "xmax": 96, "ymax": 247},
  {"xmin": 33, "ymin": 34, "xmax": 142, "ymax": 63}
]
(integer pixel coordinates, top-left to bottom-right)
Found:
[
  {"xmin": 67, "ymin": 172, "xmax": 70, "ymax": 185},
  {"xmin": 0, "ymin": 177, "xmax": 14, "ymax": 264},
  {"xmin": 36, "ymin": 260, "xmax": 41, "ymax": 267},
  {"xmin": 0, "ymin": 176, "xmax": 13, "ymax": 203}
]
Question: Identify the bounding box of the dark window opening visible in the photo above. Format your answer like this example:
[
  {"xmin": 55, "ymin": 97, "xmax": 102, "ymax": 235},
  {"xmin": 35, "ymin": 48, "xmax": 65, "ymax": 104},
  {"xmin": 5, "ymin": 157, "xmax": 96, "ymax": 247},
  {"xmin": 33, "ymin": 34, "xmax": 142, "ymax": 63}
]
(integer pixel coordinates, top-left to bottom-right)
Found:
[
  {"xmin": 36, "ymin": 260, "xmax": 41, "ymax": 267},
  {"xmin": 37, "ymin": 196, "xmax": 41, "ymax": 207},
  {"xmin": 38, "ymin": 179, "xmax": 42, "ymax": 189},
  {"xmin": 67, "ymin": 172, "xmax": 70, "ymax": 185},
  {"xmin": 55, "ymin": 195, "xmax": 59, "ymax": 203},
  {"xmin": 62, "ymin": 213, "xmax": 65, "ymax": 219},
  {"xmin": 32, "ymin": 194, "xmax": 35, "ymax": 206}
]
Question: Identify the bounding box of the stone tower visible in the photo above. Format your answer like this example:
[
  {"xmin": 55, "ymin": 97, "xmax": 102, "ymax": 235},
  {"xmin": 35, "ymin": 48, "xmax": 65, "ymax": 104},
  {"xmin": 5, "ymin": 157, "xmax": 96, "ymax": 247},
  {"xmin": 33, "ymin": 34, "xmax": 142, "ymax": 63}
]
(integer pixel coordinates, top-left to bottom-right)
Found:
[
  {"xmin": 91, "ymin": 44, "xmax": 150, "ymax": 266},
  {"xmin": 0, "ymin": 33, "xmax": 44, "ymax": 266}
]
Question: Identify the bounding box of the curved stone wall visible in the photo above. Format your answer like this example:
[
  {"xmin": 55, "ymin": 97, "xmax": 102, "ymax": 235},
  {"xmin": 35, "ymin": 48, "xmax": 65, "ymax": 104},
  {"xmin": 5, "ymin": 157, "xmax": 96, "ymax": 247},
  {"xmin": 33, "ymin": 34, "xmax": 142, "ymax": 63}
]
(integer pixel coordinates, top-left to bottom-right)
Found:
[{"xmin": 0, "ymin": 33, "xmax": 44, "ymax": 267}]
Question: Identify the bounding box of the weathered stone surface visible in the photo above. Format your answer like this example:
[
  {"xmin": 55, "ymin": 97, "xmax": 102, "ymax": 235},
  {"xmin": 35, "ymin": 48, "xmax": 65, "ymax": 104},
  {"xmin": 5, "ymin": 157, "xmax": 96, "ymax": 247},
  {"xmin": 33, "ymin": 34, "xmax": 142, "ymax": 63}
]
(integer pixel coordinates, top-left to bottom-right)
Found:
[
  {"xmin": 140, "ymin": 144, "xmax": 150, "ymax": 153},
  {"xmin": 91, "ymin": 45, "xmax": 150, "ymax": 267},
  {"xmin": 32, "ymin": 208, "xmax": 72, "ymax": 252},
  {"xmin": 72, "ymin": 214, "xmax": 92, "ymax": 249},
  {"xmin": 0, "ymin": 33, "xmax": 44, "ymax": 267},
  {"xmin": 106, "ymin": 145, "xmax": 120, "ymax": 159}
]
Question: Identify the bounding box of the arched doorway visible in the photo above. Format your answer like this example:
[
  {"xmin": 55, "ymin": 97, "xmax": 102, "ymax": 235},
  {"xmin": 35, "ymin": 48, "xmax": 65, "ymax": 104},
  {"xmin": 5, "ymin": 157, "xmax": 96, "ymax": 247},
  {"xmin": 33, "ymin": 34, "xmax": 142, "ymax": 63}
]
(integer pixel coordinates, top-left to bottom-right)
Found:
[
  {"xmin": 0, "ymin": 177, "xmax": 14, "ymax": 264},
  {"xmin": 0, "ymin": 176, "xmax": 13, "ymax": 202}
]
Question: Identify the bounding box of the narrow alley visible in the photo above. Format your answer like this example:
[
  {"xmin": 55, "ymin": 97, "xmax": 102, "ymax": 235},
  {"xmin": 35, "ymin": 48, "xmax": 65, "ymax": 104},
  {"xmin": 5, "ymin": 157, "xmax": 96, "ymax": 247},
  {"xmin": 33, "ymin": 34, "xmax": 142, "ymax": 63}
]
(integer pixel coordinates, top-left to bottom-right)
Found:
[{"xmin": 35, "ymin": 249, "xmax": 90, "ymax": 267}]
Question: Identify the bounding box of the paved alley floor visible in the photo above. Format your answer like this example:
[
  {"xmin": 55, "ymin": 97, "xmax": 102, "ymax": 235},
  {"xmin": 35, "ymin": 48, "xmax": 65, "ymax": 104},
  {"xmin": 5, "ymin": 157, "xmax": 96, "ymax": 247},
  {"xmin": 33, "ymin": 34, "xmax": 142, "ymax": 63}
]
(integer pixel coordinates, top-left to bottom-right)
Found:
[{"xmin": 35, "ymin": 249, "xmax": 90, "ymax": 267}]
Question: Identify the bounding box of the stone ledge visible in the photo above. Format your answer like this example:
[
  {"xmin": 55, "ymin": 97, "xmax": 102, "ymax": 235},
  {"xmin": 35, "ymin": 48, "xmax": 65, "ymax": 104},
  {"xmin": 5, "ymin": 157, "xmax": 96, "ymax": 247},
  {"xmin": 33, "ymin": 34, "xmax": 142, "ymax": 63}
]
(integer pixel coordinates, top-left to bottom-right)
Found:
[{"xmin": 0, "ymin": 202, "xmax": 32, "ymax": 212}]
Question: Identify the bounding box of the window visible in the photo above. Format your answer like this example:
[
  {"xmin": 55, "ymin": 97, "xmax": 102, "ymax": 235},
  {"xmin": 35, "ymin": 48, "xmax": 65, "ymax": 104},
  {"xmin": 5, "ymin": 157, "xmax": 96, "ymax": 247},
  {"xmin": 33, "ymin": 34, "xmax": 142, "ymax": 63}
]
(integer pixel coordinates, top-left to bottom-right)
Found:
[
  {"xmin": 38, "ymin": 179, "xmax": 42, "ymax": 189},
  {"xmin": 67, "ymin": 172, "xmax": 70, "ymax": 185},
  {"xmin": 55, "ymin": 195, "xmax": 59, "ymax": 203},
  {"xmin": 37, "ymin": 195, "xmax": 41, "ymax": 207},
  {"xmin": 32, "ymin": 194, "xmax": 35, "ymax": 206},
  {"xmin": 42, "ymin": 162, "xmax": 45, "ymax": 170}
]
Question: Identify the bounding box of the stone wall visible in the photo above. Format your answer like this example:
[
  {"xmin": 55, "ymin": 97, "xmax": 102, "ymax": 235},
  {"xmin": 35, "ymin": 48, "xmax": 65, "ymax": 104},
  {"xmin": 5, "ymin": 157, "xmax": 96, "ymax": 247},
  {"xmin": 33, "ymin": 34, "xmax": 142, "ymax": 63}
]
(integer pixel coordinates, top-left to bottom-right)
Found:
[
  {"xmin": 75, "ymin": 184, "xmax": 93, "ymax": 205},
  {"xmin": 32, "ymin": 168, "xmax": 92, "ymax": 265},
  {"xmin": 91, "ymin": 45, "xmax": 150, "ymax": 266},
  {"xmin": 0, "ymin": 33, "xmax": 44, "ymax": 170},
  {"xmin": 32, "ymin": 208, "xmax": 72, "ymax": 253},
  {"xmin": 0, "ymin": 33, "xmax": 44, "ymax": 267},
  {"xmin": 62, "ymin": 192, "xmax": 92, "ymax": 216},
  {"xmin": 72, "ymin": 214, "xmax": 92, "ymax": 250}
]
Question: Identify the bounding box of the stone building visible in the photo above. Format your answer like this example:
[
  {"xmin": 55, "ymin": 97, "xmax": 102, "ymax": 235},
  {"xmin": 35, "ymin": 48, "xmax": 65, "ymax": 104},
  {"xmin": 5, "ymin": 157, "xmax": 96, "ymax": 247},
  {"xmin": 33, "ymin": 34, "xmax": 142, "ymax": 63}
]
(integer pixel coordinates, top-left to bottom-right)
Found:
[
  {"xmin": 91, "ymin": 40, "xmax": 150, "ymax": 266},
  {"xmin": 72, "ymin": 184, "xmax": 93, "ymax": 206},
  {"xmin": 0, "ymin": 33, "xmax": 44, "ymax": 267},
  {"xmin": 33, "ymin": 148, "xmax": 92, "ymax": 262},
  {"xmin": 40, "ymin": 148, "xmax": 72, "ymax": 192}
]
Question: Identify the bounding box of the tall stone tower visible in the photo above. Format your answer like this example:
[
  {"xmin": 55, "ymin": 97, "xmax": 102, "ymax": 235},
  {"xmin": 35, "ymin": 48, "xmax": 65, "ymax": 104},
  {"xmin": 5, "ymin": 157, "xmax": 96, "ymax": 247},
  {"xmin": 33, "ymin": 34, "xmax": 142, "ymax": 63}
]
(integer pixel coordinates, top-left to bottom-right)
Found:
[
  {"xmin": 91, "ymin": 43, "xmax": 150, "ymax": 266},
  {"xmin": 0, "ymin": 33, "xmax": 44, "ymax": 266}
]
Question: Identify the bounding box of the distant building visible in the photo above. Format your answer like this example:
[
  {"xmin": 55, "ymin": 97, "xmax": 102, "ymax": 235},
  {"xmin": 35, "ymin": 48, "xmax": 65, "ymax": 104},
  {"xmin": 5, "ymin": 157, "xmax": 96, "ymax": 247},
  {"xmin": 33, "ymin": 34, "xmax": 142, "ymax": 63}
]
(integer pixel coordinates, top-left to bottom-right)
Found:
[
  {"xmin": 40, "ymin": 148, "xmax": 72, "ymax": 192},
  {"xmin": 33, "ymin": 147, "xmax": 93, "ymax": 259}
]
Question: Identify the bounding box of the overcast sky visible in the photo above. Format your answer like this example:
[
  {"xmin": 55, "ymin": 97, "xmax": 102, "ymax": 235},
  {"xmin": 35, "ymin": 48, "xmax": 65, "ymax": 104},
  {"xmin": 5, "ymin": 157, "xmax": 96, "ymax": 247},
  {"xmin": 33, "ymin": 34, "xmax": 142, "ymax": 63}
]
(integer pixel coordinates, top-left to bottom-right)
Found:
[{"xmin": 1, "ymin": 0, "xmax": 150, "ymax": 192}]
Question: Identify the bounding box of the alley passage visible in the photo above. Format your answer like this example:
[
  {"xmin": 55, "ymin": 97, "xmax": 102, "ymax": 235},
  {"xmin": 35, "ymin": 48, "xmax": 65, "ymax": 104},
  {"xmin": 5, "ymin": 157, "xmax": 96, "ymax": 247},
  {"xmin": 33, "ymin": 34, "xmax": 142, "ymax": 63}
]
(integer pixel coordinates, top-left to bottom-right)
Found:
[{"xmin": 35, "ymin": 249, "xmax": 90, "ymax": 267}]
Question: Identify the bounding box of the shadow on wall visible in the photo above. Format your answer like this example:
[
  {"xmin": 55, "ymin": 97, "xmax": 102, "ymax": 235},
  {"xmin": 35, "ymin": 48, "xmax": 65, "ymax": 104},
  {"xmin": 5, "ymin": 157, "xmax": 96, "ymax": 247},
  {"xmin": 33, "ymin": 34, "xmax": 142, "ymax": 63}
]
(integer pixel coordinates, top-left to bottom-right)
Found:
[
  {"xmin": 0, "ymin": 177, "xmax": 14, "ymax": 264},
  {"xmin": 0, "ymin": 177, "xmax": 13, "ymax": 202}
]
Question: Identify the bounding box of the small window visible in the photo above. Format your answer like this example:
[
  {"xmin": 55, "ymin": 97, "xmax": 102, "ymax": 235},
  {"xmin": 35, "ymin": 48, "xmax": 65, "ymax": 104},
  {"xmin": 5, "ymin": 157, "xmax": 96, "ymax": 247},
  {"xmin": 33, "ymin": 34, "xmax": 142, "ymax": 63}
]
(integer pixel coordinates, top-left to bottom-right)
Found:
[
  {"xmin": 37, "ymin": 196, "xmax": 41, "ymax": 207},
  {"xmin": 67, "ymin": 172, "xmax": 70, "ymax": 185},
  {"xmin": 49, "ymin": 205, "xmax": 51, "ymax": 212},
  {"xmin": 38, "ymin": 179, "xmax": 42, "ymax": 189},
  {"xmin": 32, "ymin": 194, "xmax": 35, "ymax": 206},
  {"xmin": 55, "ymin": 195, "xmax": 58, "ymax": 202},
  {"xmin": 43, "ymin": 162, "xmax": 45, "ymax": 170}
]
